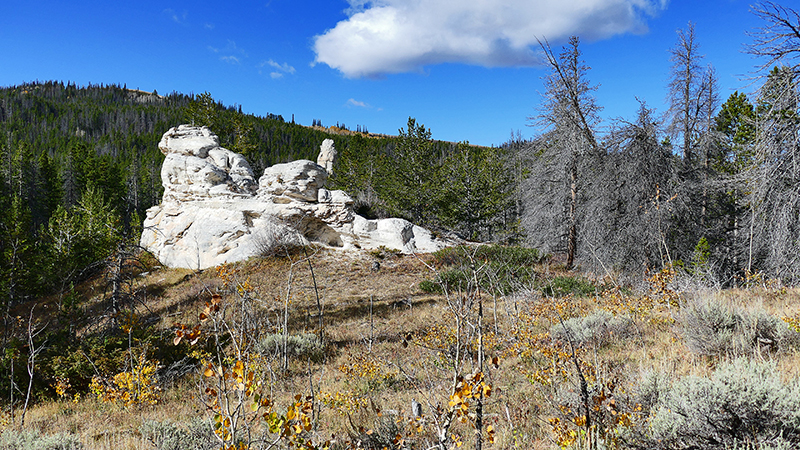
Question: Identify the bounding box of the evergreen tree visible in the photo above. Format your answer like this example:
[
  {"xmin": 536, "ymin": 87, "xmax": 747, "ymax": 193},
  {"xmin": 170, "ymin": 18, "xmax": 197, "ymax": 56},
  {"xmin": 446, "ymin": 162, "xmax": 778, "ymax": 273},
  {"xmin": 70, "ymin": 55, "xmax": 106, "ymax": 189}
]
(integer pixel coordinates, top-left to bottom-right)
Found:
[
  {"xmin": 36, "ymin": 150, "xmax": 62, "ymax": 223},
  {"xmin": 330, "ymin": 134, "xmax": 388, "ymax": 218},
  {"xmin": 438, "ymin": 143, "xmax": 516, "ymax": 241},
  {"xmin": 381, "ymin": 117, "xmax": 442, "ymax": 226},
  {"xmin": 44, "ymin": 187, "xmax": 121, "ymax": 293},
  {"xmin": 714, "ymin": 91, "xmax": 757, "ymax": 173},
  {"xmin": 185, "ymin": 91, "xmax": 220, "ymax": 130},
  {"xmin": 0, "ymin": 194, "xmax": 36, "ymax": 306}
]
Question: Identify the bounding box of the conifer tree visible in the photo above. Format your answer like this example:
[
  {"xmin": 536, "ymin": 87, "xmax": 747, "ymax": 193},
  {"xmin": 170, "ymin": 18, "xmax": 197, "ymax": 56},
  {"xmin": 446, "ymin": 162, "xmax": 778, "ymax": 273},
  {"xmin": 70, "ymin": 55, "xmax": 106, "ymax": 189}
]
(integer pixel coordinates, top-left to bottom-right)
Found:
[
  {"xmin": 438, "ymin": 143, "xmax": 516, "ymax": 241},
  {"xmin": 330, "ymin": 134, "xmax": 387, "ymax": 218},
  {"xmin": 382, "ymin": 117, "xmax": 442, "ymax": 227}
]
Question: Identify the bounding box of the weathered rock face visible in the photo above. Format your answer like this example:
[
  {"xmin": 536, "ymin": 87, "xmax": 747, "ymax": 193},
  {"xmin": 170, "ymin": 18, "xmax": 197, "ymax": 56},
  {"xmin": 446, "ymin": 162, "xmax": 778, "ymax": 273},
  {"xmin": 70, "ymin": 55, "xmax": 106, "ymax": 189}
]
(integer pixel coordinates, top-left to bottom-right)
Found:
[
  {"xmin": 141, "ymin": 125, "xmax": 448, "ymax": 269},
  {"xmin": 316, "ymin": 139, "xmax": 337, "ymax": 174},
  {"xmin": 158, "ymin": 126, "xmax": 257, "ymax": 202},
  {"xmin": 259, "ymin": 160, "xmax": 327, "ymax": 202}
]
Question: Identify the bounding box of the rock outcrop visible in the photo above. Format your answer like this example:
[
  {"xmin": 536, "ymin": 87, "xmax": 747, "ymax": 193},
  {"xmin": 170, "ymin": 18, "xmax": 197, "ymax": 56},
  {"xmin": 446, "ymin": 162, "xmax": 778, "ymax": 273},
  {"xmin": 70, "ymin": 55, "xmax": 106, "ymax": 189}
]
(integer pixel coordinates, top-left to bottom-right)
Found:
[
  {"xmin": 141, "ymin": 125, "xmax": 447, "ymax": 269},
  {"xmin": 316, "ymin": 139, "xmax": 337, "ymax": 175}
]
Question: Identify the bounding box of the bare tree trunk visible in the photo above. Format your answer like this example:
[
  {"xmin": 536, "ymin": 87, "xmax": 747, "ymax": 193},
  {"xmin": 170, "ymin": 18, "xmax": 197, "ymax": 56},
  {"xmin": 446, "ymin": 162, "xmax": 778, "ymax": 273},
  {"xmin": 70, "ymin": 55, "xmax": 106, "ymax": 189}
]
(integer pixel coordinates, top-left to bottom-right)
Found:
[
  {"xmin": 283, "ymin": 250, "xmax": 294, "ymax": 374},
  {"xmin": 474, "ymin": 286, "xmax": 484, "ymax": 450},
  {"xmin": 302, "ymin": 246, "xmax": 324, "ymax": 345},
  {"xmin": 20, "ymin": 307, "xmax": 45, "ymax": 427},
  {"xmin": 9, "ymin": 349, "xmax": 14, "ymax": 428},
  {"xmin": 567, "ymin": 156, "xmax": 578, "ymax": 269}
]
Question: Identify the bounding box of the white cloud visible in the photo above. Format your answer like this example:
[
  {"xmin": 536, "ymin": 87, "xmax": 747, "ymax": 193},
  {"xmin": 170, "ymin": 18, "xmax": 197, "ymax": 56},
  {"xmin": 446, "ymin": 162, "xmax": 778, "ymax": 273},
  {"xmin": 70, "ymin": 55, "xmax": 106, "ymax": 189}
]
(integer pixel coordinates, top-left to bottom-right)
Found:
[
  {"xmin": 163, "ymin": 8, "xmax": 188, "ymax": 24},
  {"xmin": 260, "ymin": 59, "xmax": 296, "ymax": 79},
  {"xmin": 313, "ymin": 0, "xmax": 666, "ymax": 78},
  {"xmin": 209, "ymin": 40, "xmax": 248, "ymax": 64},
  {"xmin": 346, "ymin": 98, "xmax": 369, "ymax": 108}
]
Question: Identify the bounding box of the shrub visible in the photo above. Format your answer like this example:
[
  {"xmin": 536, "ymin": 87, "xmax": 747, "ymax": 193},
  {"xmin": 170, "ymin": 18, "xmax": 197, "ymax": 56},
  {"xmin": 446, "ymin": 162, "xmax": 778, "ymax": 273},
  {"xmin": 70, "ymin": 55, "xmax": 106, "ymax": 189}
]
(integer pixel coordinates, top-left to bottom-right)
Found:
[
  {"xmin": 256, "ymin": 333, "xmax": 325, "ymax": 361},
  {"xmin": 634, "ymin": 370, "xmax": 672, "ymax": 415},
  {"xmin": 418, "ymin": 269, "xmax": 471, "ymax": 294},
  {"xmin": 0, "ymin": 429, "xmax": 83, "ymax": 450},
  {"xmin": 738, "ymin": 307, "xmax": 800, "ymax": 352},
  {"xmin": 541, "ymin": 276, "xmax": 598, "ymax": 297},
  {"xmin": 346, "ymin": 416, "xmax": 406, "ymax": 450},
  {"xmin": 550, "ymin": 309, "xmax": 634, "ymax": 347},
  {"xmin": 682, "ymin": 298, "xmax": 739, "ymax": 356},
  {"xmin": 140, "ymin": 418, "xmax": 216, "ymax": 450},
  {"xmin": 252, "ymin": 218, "xmax": 307, "ymax": 257},
  {"xmin": 367, "ymin": 246, "xmax": 401, "ymax": 260},
  {"xmin": 431, "ymin": 244, "xmax": 546, "ymax": 267},
  {"xmin": 418, "ymin": 279, "xmax": 439, "ymax": 294},
  {"xmin": 421, "ymin": 244, "xmax": 546, "ymax": 295},
  {"xmin": 682, "ymin": 298, "xmax": 800, "ymax": 356},
  {"xmin": 645, "ymin": 358, "xmax": 800, "ymax": 449}
]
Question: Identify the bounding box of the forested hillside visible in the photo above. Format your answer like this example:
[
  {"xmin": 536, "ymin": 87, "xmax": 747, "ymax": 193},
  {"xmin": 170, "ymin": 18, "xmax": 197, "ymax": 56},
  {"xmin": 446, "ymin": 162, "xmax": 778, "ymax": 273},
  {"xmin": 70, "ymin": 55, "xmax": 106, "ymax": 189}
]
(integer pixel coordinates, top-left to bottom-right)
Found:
[
  {"xmin": 0, "ymin": 81, "xmax": 365, "ymax": 303},
  {"xmin": 0, "ymin": 81, "xmax": 517, "ymax": 307}
]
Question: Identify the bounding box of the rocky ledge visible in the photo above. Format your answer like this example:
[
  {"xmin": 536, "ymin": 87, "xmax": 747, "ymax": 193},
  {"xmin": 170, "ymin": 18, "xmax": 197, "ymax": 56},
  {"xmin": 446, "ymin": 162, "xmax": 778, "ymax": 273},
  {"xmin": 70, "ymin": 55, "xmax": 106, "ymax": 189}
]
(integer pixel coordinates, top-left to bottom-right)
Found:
[{"xmin": 140, "ymin": 125, "xmax": 448, "ymax": 269}]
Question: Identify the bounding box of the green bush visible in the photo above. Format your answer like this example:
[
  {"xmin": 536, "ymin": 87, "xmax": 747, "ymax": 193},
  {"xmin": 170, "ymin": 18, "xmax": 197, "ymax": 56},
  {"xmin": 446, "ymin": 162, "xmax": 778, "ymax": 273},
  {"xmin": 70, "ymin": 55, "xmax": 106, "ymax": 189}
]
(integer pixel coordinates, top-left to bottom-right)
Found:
[
  {"xmin": 418, "ymin": 269, "xmax": 471, "ymax": 294},
  {"xmin": 540, "ymin": 276, "xmax": 598, "ymax": 297},
  {"xmin": 0, "ymin": 429, "xmax": 83, "ymax": 450},
  {"xmin": 645, "ymin": 358, "xmax": 800, "ymax": 449},
  {"xmin": 420, "ymin": 245, "xmax": 547, "ymax": 295},
  {"xmin": 431, "ymin": 244, "xmax": 546, "ymax": 267},
  {"xmin": 418, "ymin": 279, "xmax": 440, "ymax": 294}
]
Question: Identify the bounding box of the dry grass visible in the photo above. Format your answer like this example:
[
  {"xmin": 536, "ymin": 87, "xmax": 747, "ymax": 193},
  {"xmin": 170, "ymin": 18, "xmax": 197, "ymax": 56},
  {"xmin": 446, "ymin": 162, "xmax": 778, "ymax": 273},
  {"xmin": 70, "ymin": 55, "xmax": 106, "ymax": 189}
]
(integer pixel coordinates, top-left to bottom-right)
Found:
[{"xmin": 4, "ymin": 250, "xmax": 800, "ymax": 450}]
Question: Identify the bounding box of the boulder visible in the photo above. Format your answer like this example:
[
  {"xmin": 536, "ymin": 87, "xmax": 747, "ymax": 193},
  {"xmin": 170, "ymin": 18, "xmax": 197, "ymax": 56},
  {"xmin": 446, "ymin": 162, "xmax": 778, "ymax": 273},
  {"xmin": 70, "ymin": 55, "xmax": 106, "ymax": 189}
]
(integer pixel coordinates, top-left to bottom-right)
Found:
[
  {"xmin": 259, "ymin": 160, "xmax": 327, "ymax": 202},
  {"xmin": 141, "ymin": 125, "xmax": 450, "ymax": 269}
]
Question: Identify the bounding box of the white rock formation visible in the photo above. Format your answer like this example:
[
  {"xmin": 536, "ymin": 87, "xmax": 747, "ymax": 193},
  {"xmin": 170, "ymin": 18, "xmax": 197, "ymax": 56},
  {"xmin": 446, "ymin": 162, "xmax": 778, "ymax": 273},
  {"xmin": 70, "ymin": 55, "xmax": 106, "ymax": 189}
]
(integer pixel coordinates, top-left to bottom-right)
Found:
[
  {"xmin": 259, "ymin": 160, "xmax": 327, "ymax": 202},
  {"xmin": 141, "ymin": 125, "xmax": 448, "ymax": 269},
  {"xmin": 316, "ymin": 139, "xmax": 337, "ymax": 174}
]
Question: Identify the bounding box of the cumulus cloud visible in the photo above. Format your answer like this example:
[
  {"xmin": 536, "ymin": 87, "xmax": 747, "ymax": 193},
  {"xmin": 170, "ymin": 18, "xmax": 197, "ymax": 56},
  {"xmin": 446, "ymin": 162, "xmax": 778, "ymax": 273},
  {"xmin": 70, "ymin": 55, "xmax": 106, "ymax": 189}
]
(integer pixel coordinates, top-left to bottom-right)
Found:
[
  {"xmin": 259, "ymin": 60, "xmax": 296, "ymax": 78},
  {"xmin": 313, "ymin": 0, "xmax": 666, "ymax": 78}
]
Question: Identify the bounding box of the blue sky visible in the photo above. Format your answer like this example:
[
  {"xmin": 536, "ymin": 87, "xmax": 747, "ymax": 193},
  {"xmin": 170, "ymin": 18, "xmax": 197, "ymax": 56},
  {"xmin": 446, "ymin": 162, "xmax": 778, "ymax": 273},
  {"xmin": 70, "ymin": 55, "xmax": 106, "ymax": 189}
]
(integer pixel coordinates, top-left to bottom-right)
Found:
[{"xmin": 0, "ymin": 0, "xmax": 774, "ymax": 146}]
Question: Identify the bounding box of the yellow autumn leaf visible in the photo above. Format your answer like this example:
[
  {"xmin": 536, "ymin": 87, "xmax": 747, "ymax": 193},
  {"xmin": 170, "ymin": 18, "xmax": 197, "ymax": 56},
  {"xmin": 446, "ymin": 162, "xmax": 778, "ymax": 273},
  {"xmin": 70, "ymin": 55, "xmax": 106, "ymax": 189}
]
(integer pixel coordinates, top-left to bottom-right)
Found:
[{"xmin": 233, "ymin": 360, "xmax": 244, "ymax": 380}]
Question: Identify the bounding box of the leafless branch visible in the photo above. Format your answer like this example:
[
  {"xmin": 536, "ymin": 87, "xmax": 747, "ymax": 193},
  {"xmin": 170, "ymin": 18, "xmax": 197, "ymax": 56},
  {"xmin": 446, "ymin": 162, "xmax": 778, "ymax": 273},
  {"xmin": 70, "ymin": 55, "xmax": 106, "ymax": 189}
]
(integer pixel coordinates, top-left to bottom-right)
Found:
[{"xmin": 747, "ymin": 1, "xmax": 800, "ymax": 74}]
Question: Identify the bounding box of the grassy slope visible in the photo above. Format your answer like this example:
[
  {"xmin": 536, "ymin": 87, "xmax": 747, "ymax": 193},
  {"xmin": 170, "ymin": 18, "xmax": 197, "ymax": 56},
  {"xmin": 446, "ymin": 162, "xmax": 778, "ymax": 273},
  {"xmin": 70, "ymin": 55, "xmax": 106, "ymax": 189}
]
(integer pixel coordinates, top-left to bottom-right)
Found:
[{"xmin": 7, "ymin": 248, "xmax": 800, "ymax": 450}]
